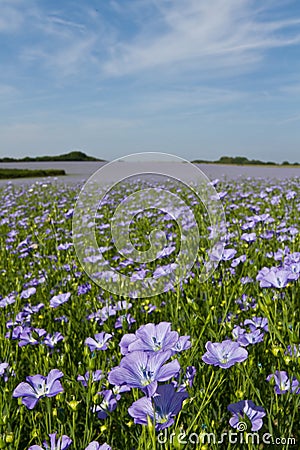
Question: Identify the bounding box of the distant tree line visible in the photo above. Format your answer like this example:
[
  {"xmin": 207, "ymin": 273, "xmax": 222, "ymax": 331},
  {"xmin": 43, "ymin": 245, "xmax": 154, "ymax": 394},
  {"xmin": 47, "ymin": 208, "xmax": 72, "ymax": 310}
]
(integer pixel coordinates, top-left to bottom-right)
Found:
[
  {"xmin": 191, "ymin": 156, "xmax": 300, "ymax": 166},
  {"xmin": 0, "ymin": 151, "xmax": 104, "ymax": 162}
]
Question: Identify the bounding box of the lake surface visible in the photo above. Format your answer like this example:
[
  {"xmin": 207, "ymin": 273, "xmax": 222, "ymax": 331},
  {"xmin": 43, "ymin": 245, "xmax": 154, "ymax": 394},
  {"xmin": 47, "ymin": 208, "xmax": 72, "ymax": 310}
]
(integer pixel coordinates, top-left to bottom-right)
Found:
[{"xmin": 0, "ymin": 161, "xmax": 300, "ymax": 187}]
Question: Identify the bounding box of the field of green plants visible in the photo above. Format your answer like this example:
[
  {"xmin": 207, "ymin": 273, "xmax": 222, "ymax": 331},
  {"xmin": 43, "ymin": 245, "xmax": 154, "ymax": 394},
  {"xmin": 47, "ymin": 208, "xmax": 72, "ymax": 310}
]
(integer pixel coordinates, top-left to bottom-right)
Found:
[
  {"xmin": 0, "ymin": 176, "xmax": 299, "ymax": 449},
  {"xmin": 0, "ymin": 169, "xmax": 65, "ymax": 179}
]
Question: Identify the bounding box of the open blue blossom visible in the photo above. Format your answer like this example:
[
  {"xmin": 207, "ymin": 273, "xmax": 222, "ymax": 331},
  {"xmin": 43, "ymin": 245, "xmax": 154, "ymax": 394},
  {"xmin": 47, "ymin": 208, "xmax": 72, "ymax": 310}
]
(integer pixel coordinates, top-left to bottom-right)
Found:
[
  {"xmin": 266, "ymin": 371, "xmax": 300, "ymax": 394},
  {"xmin": 171, "ymin": 335, "xmax": 191, "ymax": 354},
  {"xmin": 85, "ymin": 332, "xmax": 113, "ymax": 351},
  {"xmin": 28, "ymin": 432, "xmax": 72, "ymax": 450},
  {"xmin": 241, "ymin": 232, "xmax": 257, "ymax": 243},
  {"xmin": 0, "ymin": 362, "xmax": 9, "ymax": 378},
  {"xmin": 19, "ymin": 328, "xmax": 47, "ymax": 347},
  {"xmin": 87, "ymin": 305, "xmax": 116, "ymax": 325},
  {"xmin": 119, "ymin": 333, "xmax": 140, "ymax": 355},
  {"xmin": 119, "ymin": 322, "xmax": 189, "ymax": 355},
  {"xmin": 77, "ymin": 282, "xmax": 91, "ymax": 295},
  {"xmin": 152, "ymin": 263, "xmax": 178, "ymax": 279},
  {"xmin": 0, "ymin": 362, "xmax": 14, "ymax": 382},
  {"xmin": 92, "ymin": 390, "xmax": 117, "ymax": 419},
  {"xmin": 114, "ymin": 313, "xmax": 136, "ymax": 329},
  {"xmin": 228, "ymin": 400, "xmax": 266, "ymax": 431},
  {"xmin": 234, "ymin": 328, "xmax": 265, "ymax": 347},
  {"xmin": 112, "ymin": 384, "xmax": 131, "ymax": 400},
  {"xmin": 85, "ymin": 443, "xmax": 111, "ymax": 450},
  {"xmin": 124, "ymin": 322, "xmax": 179, "ymax": 353},
  {"xmin": 128, "ymin": 384, "xmax": 188, "ymax": 430},
  {"xmin": 44, "ymin": 332, "xmax": 64, "ymax": 349},
  {"xmin": 49, "ymin": 293, "xmax": 71, "ymax": 308},
  {"xmin": 257, "ymin": 267, "xmax": 297, "ymax": 288},
  {"xmin": 221, "ymin": 248, "xmax": 237, "ymax": 261},
  {"xmin": 77, "ymin": 370, "xmax": 104, "ymax": 388},
  {"xmin": 108, "ymin": 350, "xmax": 180, "ymax": 396},
  {"xmin": 23, "ymin": 303, "xmax": 44, "ymax": 315},
  {"xmin": 244, "ymin": 317, "xmax": 268, "ymax": 332},
  {"xmin": 20, "ymin": 287, "xmax": 36, "ymax": 299},
  {"xmin": 130, "ymin": 269, "xmax": 148, "ymax": 282},
  {"xmin": 57, "ymin": 242, "xmax": 73, "ymax": 251},
  {"xmin": 202, "ymin": 340, "xmax": 248, "ymax": 368},
  {"xmin": 231, "ymin": 254, "xmax": 247, "ymax": 267},
  {"xmin": 0, "ymin": 294, "xmax": 16, "ymax": 308},
  {"xmin": 13, "ymin": 369, "xmax": 64, "ymax": 409}
]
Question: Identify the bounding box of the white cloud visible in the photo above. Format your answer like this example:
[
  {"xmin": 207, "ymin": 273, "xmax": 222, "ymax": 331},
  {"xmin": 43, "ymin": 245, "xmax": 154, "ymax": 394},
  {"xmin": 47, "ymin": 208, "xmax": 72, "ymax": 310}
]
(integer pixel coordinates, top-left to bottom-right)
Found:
[
  {"xmin": 46, "ymin": 16, "xmax": 86, "ymax": 31},
  {"xmin": 5, "ymin": 0, "xmax": 300, "ymax": 83},
  {"xmin": 119, "ymin": 86, "xmax": 247, "ymax": 117},
  {"xmin": 0, "ymin": 2, "xmax": 24, "ymax": 32},
  {"xmin": 102, "ymin": 0, "xmax": 300, "ymax": 77}
]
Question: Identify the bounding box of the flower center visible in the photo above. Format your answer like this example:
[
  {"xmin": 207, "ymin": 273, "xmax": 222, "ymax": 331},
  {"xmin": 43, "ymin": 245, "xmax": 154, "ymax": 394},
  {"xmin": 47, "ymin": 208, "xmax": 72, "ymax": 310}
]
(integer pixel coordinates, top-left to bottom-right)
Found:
[
  {"xmin": 280, "ymin": 381, "xmax": 289, "ymax": 391},
  {"xmin": 220, "ymin": 353, "xmax": 229, "ymax": 364},
  {"xmin": 152, "ymin": 336, "xmax": 162, "ymax": 351},
  {"xmin": 35, "ymin": 381, "xmax": 47, "ymax": 397},
  {"xmin": 141, "ymin": 367, "xmax": 154, "ymax": 385}
]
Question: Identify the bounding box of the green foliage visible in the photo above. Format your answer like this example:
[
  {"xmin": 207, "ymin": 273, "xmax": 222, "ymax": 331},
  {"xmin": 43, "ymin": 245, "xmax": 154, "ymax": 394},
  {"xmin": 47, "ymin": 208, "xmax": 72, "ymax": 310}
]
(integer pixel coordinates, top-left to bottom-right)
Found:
[
  {"xmin": 0, "ymin": 168, "xmax": 66, "ymax": 179},
  {"xmin": 0, "ymin": 177, "xmax": 299, "ymax": 449}
]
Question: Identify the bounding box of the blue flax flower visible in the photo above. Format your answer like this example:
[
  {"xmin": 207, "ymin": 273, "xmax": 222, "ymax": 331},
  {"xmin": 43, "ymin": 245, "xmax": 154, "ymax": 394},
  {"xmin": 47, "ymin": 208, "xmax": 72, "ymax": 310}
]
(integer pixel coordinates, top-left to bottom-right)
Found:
[
  {"xmin": 228, "ymin": 400, "xmax": 266, "ymax": 431},
  {"xmin": 92, "ymin": 390, "xmax": 117, "ymax": 419},
  {"xmin": 0, "ymin": 362, "xmax": 15, "ymax": 382},
  {"xmin": 49, "ymin": 293, "xmax": 71, "ymax": 308},
  {"xmin": 85, "ymin": 332, "xmax": 113, "ymax": 351},
  {"xmin": 77, "ymin": 370, "xmax": 104, "ymax": 387},
  {"xmin": 244, "ymin": 317, "xmax": 268, "ymax": 332},
  {"xmin": 13, "ymin": 369, "xmax": 64, "ymax": 409},
  {"xmin": 108, "ymin": 350, "xmax": 180, "ymax": 396},
  {"xmin": 119, "ymin": 322, "xmax": 189, "ymax": 355},
  {"xmin": 85, "ymin": 443, "xmax": 111, "ymax": 450},
  {"xmin": 28, "ymin": 432, "xmax": 72, "ymax": 450},
  {"xmin": 256, "ymin": 267, "xmax": 297, "ymax": 288},
  {"xmin": 202, "ymin": 340, "xmax": 248, "ymax": 368},
  {"xmin": 266, "ymin": 370, "xmax": 300, "ymax": 394},
  {"xmin": 128, "ymin": 384, "xmax": 188, "ymax": 430}
]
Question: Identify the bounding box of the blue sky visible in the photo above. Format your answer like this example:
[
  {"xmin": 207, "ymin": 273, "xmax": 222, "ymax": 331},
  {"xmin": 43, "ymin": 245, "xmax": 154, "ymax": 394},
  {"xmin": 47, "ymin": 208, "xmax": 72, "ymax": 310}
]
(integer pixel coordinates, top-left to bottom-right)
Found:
[{"xmin": 1, "ymin": 0, "xmax": 300, "ymax": 162}]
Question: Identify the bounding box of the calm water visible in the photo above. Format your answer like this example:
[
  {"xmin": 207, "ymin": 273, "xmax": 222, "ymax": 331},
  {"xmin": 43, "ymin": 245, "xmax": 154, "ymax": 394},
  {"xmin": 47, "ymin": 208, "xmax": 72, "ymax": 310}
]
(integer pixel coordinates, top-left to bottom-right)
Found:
[{"xmin": 0, "ymin": 161, "xmax": 300, "ymax": 187}]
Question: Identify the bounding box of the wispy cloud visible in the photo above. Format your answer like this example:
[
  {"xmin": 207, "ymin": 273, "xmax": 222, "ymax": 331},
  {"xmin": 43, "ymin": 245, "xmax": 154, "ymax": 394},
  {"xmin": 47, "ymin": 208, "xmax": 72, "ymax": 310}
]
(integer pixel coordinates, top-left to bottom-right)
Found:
[
  {"xmin": 3, "ymin": 0, "xmax": 300, "ymax": 82},
  {"xmin": 0, "ymin": 0, "xmax": 24, "ymax": 32},
  {"xmin": 46, "ymin": 16, "xmax": 86, "ymax": 32},
  {"xmin": 1, "ymin": 0, "xmax": 300, "ymax": 161},
  {"xmin": 102, "ymin": 0, "xmax": 300, "ymax": 77},
  {"xmin": 24, "ymin": 35, "xmax": 98, "ymax": 78},
  {"xmin": 116, "ymin": 86, "xmax": 247, "ymax": 117}
]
